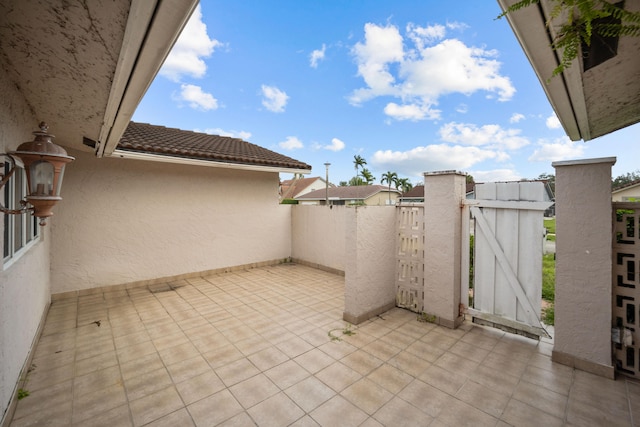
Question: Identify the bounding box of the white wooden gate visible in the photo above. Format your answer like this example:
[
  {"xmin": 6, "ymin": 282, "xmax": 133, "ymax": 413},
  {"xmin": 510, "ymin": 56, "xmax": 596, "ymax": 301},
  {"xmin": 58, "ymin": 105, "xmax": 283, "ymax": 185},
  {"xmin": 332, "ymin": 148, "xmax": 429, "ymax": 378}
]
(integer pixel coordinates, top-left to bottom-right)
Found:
[
  {"xmin": 462, "ymin": 182, "xmax": 551, "ymax": 338},
  {"xmin": 612, "ymin": 203, "xmax": 640, "ymax": 378},
  {"xmin": 395, "ymin": 205, "xmax": 424, "ymax": 313}
]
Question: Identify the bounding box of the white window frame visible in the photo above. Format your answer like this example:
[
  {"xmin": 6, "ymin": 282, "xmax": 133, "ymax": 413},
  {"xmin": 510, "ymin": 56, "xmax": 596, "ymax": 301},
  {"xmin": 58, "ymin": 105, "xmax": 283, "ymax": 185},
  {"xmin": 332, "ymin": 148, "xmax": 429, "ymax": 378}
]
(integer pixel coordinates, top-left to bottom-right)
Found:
[{"xmin": 3, "ymin": 160, "xmax": 40, "ymax": 269}]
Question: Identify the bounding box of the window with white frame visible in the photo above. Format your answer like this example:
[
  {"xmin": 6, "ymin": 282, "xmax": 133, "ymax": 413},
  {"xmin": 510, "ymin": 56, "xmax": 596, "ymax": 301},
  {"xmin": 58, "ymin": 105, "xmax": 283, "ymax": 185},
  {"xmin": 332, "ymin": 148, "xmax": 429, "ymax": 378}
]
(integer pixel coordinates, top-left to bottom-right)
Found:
[{"xmin": 3, "ymin": 160, "xmax": 39, "ymax": 263}]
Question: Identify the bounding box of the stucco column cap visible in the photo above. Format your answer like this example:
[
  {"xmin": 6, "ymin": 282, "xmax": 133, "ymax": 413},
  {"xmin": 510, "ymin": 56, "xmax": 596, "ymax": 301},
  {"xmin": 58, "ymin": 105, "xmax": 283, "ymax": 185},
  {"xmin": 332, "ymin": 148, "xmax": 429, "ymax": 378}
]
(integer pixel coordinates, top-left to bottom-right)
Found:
[
  {"xmin": 424, "ymin": 170, "xmax": 467, "ymax": 177},
  {"xmin": 552, "ymin": 157, "xmax": 616, "ymax": 168}
]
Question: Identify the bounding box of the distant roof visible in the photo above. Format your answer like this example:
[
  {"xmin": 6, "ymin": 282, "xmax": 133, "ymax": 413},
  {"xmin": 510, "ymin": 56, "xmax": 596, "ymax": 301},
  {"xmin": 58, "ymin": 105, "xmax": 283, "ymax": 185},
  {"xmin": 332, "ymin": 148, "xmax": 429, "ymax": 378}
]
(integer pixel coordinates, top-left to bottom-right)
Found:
[
  {"xmin": 297, "ymin": 185, "xmax": 400, "ymax": 200},
  {"xmin": 117, "ymin": 122, "xmax": 312, "ymax": 172},
  {"xmin": 401, "ymin": 185, "xmax": 424, "ymax": 199},
  {"xmin": 281, "ymin": 177, "xmax": 323, "ymax": 199},
  {"xmin": 613, "ymin": 178, "xmax": 640, "ymax": 193}
]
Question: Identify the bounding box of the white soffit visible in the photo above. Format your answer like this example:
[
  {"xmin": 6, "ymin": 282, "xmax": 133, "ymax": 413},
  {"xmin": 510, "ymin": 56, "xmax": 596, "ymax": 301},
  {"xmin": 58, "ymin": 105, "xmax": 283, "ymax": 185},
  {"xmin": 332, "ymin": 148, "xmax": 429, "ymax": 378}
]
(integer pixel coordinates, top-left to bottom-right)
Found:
[{"xmin": 97, "ymin": 0, "xmax": 199, "ymax": 158}]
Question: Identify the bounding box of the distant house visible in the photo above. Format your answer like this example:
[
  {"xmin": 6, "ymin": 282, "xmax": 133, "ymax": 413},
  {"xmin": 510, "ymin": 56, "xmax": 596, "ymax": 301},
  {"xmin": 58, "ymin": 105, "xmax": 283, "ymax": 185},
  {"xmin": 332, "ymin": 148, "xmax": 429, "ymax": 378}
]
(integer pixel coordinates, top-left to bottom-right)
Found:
[
  {"xmin": 399, "ymin": 185, "xmax": 425, "ymax": 203},
  {"xmin": 613, "ymin": 179, "xmax": 640, "ymax": 202},
  {"xmin": 280, "ymin": 176, "xmax": 332, "ymax": 201},
  {"xmin": 296, "ymin": 185, "xmax": 401, "ymax": 206}
]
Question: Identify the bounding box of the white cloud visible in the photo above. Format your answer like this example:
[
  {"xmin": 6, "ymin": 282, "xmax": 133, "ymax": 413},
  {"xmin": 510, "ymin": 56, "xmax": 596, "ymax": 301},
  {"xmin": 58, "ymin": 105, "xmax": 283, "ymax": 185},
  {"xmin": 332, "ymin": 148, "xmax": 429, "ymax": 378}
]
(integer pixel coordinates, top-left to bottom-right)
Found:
[
  {"xmin": 159, "ymin": 5, "xmax": 221, "ymax": 82},
  {"xmin": 528, "ymin": 137, "xmax": 584, "ymax": 162},
  {"xmin": 349, "ymin": 22, "xmax": 515, "ymax": 120},
  {"xmin": 310, "ymin": 44, "xmax": 326, "ymax": 68},
  {"xmin": 510, "ymin": 113, "xmax": 525, "ymax": 123},
  {"xmin": 279, "ymin": 136, "xmax": 304, "ymax": 150},
  {"xmin": 261, "ymin": 85, "xmax": 289, "ymax": 113},
  {"xmin": 456, "ymin": 104, "xmax": 468, "ymax": 114},
  {"xmin": 349, "ymin": 23, "xmax": 404, "ymax": 104},
  {"xmin": 198, "ymin": 127, "xmax": 252, "ymax": 140},
  {"xmin": 177, "ymin": 84, "xmax": 218, "ymax": 110},
  {"xmin": 322, "ymin": 138, "xmax": 345, "ymax": 151},
  {"xmin": 372, "ymin": 144, "xmax": 500, "ymax": 178},
  {"xmin": 384, "ymin": 102, "xmax": 441, "ymax": 121},
  {"xmin": 439, "ymin": 122, "xmax": 529, "ymax": 150},
  {"xmin": 406, "ymin": 23, "xmax": 446, "ymax": 50},
  {"xmin": 312, "ymin": 138, "xmax": 345, "ymax": 151},
  {"xmin": 471, "ymin": 169, "xmax": 522, "ymax": 182},
  {"xmin": 546, "ymin": 112, "xmax": 562, "ymax": 129}
]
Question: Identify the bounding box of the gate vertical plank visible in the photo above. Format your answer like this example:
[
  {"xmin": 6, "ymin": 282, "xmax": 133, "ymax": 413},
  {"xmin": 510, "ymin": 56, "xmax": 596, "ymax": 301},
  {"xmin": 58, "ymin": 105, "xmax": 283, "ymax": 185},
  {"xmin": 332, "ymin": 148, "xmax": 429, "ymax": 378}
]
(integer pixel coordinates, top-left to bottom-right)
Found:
[
  {"xmin": 475, "ymin": 183, "xmax": 497, "ymax": 314},
  {"xmin": 494, "ymin": 182, "xmax": 520, "ymax": 320},
  {"xmin": 516, "ymin": 182, "xmax": 544, "ymax": 323}
]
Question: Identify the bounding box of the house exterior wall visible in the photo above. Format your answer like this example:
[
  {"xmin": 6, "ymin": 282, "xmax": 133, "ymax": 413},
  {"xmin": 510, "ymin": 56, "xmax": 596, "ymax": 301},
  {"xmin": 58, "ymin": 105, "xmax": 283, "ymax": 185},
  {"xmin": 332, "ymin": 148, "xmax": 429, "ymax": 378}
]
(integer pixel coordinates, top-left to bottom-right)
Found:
[
  {"xmin": 552, "ymin": 157, "xmax": 615, "ymax": 378},
  {"xmin": 612, "ymin": 184, "xmax": 640, "ymax": 202},
  {"xmin": 343, "ymin": 206, "xmax": 396, "ymax": 324},
  {"xmin": 365, "ymin": 191, "xmax": 398, "ymax": 206},
  {"xmin": 0, "ymin": 65, "xmax": 51, "ymax": 424},
  {"xmin": 50, "ymin": 149, "xmax": 292, "ymax": 294},
  {"xmin": 297, "ymin": 178, "xmax": 327, "ymax": 197},
  {"xmin": 291, "ymin": 205, "xmax": 346, "ymax": 273}
]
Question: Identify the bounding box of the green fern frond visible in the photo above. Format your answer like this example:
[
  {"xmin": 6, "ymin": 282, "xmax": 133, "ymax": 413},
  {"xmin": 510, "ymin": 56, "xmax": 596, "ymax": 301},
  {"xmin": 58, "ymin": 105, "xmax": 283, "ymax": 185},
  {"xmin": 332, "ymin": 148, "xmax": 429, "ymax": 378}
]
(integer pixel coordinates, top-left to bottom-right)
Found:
[{"xmin": 495, "ymin": 0, "xmax": 540, "ymax": 20}]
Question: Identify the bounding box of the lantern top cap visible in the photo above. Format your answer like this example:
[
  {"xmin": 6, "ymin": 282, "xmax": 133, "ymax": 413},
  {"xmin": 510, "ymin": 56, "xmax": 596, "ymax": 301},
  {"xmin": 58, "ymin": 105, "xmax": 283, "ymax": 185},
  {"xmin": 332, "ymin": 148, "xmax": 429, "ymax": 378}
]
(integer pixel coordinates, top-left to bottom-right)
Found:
[{"xmin": 12, "ymin": 122, "xmax": 73, "ymax": 159}]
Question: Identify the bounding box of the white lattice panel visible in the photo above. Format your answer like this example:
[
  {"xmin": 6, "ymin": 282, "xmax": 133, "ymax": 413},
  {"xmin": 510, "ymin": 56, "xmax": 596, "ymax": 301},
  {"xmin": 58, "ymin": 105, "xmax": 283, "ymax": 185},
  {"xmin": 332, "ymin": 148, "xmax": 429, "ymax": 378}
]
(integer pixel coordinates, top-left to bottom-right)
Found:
[{"xmin": 396, "ymin": 206, "xmax": 424, "ymax": 312}]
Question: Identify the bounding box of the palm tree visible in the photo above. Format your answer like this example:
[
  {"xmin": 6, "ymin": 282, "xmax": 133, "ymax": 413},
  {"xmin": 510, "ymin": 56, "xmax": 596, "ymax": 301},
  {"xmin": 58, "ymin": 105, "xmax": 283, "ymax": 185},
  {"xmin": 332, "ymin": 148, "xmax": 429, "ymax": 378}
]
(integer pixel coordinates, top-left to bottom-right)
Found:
[
  {"xmin": 348, "ymin": 176, "xmax": 365, "ymax": 186},
  {"xmin": 353, "ymin": 155, "xmax": 367, "ymax": 185},
  {"xmin": 397, "ymin": 177, "xmax": 413, "ymax": 194},
  {"xmin": 360, "ymin": 168, "xmax": 375, "ymax": 185},
  {"xmin": 381, "ymin": 171, "xmax": 398, "ymax": 204}
]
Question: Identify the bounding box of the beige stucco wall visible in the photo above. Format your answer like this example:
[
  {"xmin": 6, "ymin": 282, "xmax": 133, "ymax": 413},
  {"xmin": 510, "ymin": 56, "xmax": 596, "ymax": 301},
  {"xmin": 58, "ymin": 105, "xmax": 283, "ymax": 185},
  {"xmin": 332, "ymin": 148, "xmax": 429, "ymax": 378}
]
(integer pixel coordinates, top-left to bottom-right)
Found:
[
  {"xmin": 50, "ymin": 149, "xmax": 292, "ymax": 294},
  {"xmin": 552, "ymin": 157, "xmax": 615, "ymax": 378},
  {"xmin": 291, "ymin": 205, "xmax": 346, "ymax": 273},
  {"xmin": 343, "ymin": 206, "xmax": 396, "ymax": 324},
  {"xmin": 423, "ymin": 171, "xmax": 465, "ymax": 328},
  {"xmin": 0, "ymin": 64, "xmax": 51, "ymax": 424}
]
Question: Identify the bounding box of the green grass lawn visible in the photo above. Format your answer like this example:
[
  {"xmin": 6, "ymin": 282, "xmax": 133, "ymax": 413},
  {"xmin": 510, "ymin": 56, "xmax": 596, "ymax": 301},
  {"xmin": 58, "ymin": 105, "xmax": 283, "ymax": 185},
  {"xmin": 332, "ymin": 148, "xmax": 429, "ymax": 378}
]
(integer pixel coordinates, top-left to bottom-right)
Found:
[
  {"xmin": 544, "ymin": 218, "xmax": 556, "ymax": 242},
  {"xmin": 542, "ymin": 252, "xmax": 555, "ymax": 325}
]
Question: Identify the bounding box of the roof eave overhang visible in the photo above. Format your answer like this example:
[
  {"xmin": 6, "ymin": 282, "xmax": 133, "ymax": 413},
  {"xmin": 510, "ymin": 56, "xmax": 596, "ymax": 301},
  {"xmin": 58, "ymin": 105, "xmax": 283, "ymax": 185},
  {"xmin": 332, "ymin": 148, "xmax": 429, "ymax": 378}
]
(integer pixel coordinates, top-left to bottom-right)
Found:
[
  {"xmin": 96, "ymin": 0, "xmax": 199, "ymax": 158},
  {"xmin": 113, "ymin": 149, "xmax": 312, "ymax": 175},
  {"xmin": 497, "ymin": 0, "xmax": 587, "ymax": 141}
]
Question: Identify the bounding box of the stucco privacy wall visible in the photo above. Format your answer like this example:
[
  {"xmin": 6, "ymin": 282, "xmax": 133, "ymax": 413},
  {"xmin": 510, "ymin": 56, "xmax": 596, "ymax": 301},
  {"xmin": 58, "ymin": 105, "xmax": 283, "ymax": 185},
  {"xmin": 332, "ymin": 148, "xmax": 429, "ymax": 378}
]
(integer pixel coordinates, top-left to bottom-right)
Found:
[
  {"xmin": 291, "ymin": 205, "xmax": 346, "ymax": 273},
  {"xmin": 0, "ymin": 65, "xmax": 51, "ymax": 424},
  {"xmin": 51, "ymin": 149, "xmax": 292, "ymax": 293},
  {"xmin": 343, "ymin": 206, "xmax": 396, "ymax": 324},
  {"xmin": 552, "ymin": 157, "xmax": 616, "ymax": 378}
]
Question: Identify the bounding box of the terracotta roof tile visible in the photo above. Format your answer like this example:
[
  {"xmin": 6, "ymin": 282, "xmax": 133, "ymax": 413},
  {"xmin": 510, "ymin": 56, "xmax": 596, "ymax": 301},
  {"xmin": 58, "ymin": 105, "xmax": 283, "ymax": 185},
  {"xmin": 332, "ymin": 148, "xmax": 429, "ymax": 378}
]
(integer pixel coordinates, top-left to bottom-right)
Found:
[{"xmin": 118, "ymin": 122, "xmax": 311, "ymax": 171}]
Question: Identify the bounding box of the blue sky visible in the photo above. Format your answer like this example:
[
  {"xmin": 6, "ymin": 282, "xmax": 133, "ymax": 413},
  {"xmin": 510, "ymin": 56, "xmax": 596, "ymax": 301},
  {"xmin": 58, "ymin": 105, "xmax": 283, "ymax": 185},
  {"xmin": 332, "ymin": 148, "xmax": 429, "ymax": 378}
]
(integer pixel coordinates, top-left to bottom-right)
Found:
[{"xmin": 133, "ymin": 1, "xmax": 640, "ymax": 185}]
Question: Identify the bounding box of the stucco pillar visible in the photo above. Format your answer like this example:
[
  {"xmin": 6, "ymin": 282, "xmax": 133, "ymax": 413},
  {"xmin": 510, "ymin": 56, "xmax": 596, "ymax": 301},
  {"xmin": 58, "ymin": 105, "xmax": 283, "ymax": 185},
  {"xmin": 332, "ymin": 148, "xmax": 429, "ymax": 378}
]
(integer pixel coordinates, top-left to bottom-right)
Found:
[
  {"xmin": 423, "ymin": 171, "xmax": 466, "ymax": 328},
  {"xmin": 552, "ymin": 157, "xmax": 616, "ymax": 378},
  {"xmin": 343, "ymin": 206, "xmax": 397, "ymax": 324}
]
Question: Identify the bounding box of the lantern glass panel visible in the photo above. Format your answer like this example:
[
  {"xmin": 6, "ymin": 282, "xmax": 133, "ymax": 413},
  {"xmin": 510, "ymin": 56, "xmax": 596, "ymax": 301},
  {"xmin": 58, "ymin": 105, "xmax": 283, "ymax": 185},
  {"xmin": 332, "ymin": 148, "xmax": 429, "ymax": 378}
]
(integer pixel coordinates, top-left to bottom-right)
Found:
[{"xmin": 30, "ymin": 160, "xmax": 54, "ymax": 196}]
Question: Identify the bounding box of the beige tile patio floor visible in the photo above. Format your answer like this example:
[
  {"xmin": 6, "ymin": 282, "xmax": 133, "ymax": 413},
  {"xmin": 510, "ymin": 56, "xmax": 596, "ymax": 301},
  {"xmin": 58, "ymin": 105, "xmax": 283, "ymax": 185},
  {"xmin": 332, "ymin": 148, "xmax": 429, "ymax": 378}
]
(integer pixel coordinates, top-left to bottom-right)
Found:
[{"xmin": 9, "ymin": 264, "xmax": 639, "ymax": 426}]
